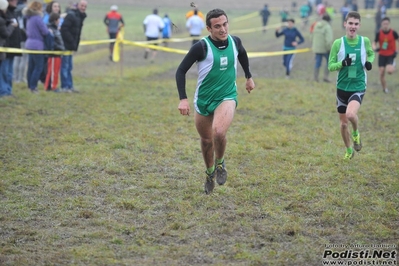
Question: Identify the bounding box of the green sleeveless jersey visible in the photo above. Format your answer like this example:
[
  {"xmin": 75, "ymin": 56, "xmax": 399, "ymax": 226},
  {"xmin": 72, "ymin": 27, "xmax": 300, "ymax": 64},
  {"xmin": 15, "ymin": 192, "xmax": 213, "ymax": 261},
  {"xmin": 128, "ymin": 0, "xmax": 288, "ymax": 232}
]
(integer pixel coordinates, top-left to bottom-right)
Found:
[
  {"xmin": 194, "ymin": 35, "xmax": 238, "ymax": 115},
  {"xmin": 337, "ymin": 36, "xmax": 367, "ymax": 92}
]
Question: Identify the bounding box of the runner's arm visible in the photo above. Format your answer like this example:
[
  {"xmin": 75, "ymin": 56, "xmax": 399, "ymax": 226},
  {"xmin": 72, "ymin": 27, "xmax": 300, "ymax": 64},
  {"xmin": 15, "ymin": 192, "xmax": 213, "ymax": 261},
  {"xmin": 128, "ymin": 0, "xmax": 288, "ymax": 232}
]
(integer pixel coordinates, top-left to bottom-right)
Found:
[
  {"xmin": 275, "ymin": 28, "xmax": 285, "ymax": 38},
  {"xmin": 328, "ymin": 39, "xmax": 342, "ymax": 72},
  {"xmin": 364, "ymin": 37, "xmax": 375, "ymax": 63},
  {"xmin": 176, "ymin": 41, "xmax": 205, "ymax": 100},
  {"xmin": 296, "ymin": 29, "xmax": 305, "ymax": 45},
  {"xmin": 394, "ymin": 31, "xmax": 399, "ymax": 56},
  {"xmin": 233, "ymin": 36, "xmax": 252, "ymax": 79},
  {"xmin": 372, "ymin": 32, "xmax": 380, "ymax": 50}
]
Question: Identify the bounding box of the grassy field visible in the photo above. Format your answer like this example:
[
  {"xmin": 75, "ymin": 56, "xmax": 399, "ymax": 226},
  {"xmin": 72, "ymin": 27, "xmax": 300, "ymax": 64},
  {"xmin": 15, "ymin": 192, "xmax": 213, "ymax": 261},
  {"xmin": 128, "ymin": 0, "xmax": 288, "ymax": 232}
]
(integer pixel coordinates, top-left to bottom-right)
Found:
[{"xmin": 0, "ymin": 4, "xmax": 398, "ymax": 266}]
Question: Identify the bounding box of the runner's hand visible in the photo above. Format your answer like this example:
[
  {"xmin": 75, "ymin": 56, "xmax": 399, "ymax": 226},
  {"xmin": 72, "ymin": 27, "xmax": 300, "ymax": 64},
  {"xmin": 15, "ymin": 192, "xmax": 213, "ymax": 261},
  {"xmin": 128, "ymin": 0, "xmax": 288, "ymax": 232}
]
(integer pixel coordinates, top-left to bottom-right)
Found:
[
  {"xmin": 342, "ymin": 54, "xmax": 352, "ymax": 67},
  {"xmin": 246, "ymin": 78, "xmax": 255, "ymax": 94},
  {"xmin": 178, "ymin": 99, "xmax": 190, "ymax": 116},
  {"xmin": 365, "ymin": 61, "xmax": 372, "ymax": 71}
]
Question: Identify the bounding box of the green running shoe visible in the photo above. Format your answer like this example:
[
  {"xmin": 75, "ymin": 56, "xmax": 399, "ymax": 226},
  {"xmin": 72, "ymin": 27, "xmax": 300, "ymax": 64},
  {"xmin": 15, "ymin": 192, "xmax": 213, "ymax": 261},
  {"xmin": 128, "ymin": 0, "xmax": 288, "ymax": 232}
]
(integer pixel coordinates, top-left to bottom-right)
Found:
[
  {"xmin": 344, "ymin": 149, "xmax": 354, "ymax": 160},
  {"xmin": 204, "ymin": 170, "xmax": 215, "ymax": 194},
  {"xmin": 215, "ymin": 160, "xmax": 227, "ymax": 185},
  {"xmin": 352, "ymin": 133, "xmax": 362, "ymax": 152}
]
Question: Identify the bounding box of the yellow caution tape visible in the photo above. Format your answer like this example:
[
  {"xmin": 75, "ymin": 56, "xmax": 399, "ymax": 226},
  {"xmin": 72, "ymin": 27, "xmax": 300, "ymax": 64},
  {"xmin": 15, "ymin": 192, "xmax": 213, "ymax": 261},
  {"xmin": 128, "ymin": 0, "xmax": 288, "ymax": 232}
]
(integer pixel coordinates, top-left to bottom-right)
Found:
[
  {"xmin": 0, "ymin": 15, "xmax": 313, "ymax": 60},
  {"xmin": 0, "ymin": 47, "xmax": 73, "ymax": 55}
]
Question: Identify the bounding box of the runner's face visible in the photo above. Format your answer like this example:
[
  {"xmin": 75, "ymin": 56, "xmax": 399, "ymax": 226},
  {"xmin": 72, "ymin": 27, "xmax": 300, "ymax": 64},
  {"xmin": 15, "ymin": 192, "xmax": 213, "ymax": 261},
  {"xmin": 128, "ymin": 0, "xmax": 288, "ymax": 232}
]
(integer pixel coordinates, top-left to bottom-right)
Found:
[
  {"xmin": 344, "ymin": 17, "xmax": 360, "ymax": 38},
  {"xmin": 207, "ymin": 15, "xmax": 228, "ymax": 41},
  {"xmin": 381, "ymin": 20, "xmax": 390, "ymax": 31}
]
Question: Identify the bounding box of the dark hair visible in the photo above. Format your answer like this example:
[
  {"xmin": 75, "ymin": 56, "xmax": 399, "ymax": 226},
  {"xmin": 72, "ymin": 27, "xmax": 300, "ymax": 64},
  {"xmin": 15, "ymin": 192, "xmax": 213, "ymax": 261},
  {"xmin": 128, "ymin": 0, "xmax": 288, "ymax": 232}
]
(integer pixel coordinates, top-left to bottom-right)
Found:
[
  {"xmin": 287, "ymin": 18, "xmax": 295, "ymax": 23},
  {"xmin": 49, "ymin": 12, "xmax": 60, "ymax": 23},
  {"xmin": 206, "ymin": 8, "xmax": 228, "ymax": 28},
  {"xmin": 345, "ymin": 11, "xmax": 361, "ymax": 22},
  {"xmin": 381, "ymin": 17, "xmax": 390, "ymax": 23},
  {"xmin": 153, "ymin": 8, "xmax": 158, "ymax": 15},
  {"xmin": 194, "ymin": 9, "xmax": 198, "ymax": 15},
  {"xmin": 322, "ymin": 14, "xmax": 331, "ymax": 22},
  {"xmin": 46, "ymin": 1, "xmax": 61, "ymax": 15}
]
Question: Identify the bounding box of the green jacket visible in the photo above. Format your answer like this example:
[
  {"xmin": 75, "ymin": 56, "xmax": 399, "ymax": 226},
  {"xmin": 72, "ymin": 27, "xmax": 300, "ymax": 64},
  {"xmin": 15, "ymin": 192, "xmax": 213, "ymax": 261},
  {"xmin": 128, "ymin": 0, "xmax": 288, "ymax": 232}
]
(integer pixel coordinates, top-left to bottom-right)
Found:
[{"xmin": 311, "ymin": 20, "xmax": 333, "ymax": 54}]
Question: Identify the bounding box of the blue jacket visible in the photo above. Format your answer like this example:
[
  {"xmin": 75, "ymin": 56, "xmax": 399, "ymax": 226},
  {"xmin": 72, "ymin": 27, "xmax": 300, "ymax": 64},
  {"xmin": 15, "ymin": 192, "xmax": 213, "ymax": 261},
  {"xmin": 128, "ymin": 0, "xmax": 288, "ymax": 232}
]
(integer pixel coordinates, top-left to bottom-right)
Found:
[{"xmin": 275, "ymin": 27, "xmax": 304, "ymax": 50}]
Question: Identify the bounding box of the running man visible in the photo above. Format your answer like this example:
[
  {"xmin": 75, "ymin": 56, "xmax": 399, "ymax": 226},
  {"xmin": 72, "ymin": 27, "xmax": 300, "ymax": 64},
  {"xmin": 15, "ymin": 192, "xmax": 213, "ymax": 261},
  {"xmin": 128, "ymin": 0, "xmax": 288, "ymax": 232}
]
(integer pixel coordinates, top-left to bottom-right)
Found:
[
  {"xmin": 104, "ymin": 5, "xmax": 124, "ymax": 61},
  {"xmin": 175, "ymin": 8, "xmax": 255, "ymax": 194},
  {"xmin": 275, "ymin": 18, "xmax": 305, "ymax": 78},
  {"xmin": 372, "ymin": 17, "xmax": 398, "ymax": 93},
  {"xmin": 328, "ymin": 11, "xmax": 375, "ymax": 160}
]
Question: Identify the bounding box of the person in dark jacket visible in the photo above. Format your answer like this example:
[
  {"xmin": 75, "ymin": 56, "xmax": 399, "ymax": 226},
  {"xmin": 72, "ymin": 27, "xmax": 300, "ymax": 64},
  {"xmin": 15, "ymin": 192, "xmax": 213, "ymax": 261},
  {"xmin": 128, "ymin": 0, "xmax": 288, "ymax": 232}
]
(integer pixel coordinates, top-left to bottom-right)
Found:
[
  {"xmin": 275, "ymin": 18, "xmax": 305, "ymax": 78},
  {"xmin": 0, "ymin": 0, "xmax": 22, "ymax": 96},
  {"xmin": 0, "ymin": 0, "xmax": 17, "ymax": 97},
  {"xmin": 44, "ymin": 12, "xmax": 64, "ymax": 92},
  {"xmin": 259, "ymin": 4, "xmax": 271, "ymax": 33},
  {"xmin": 60, "ymin": 0, "xmax": 87, "ymax": 93}
]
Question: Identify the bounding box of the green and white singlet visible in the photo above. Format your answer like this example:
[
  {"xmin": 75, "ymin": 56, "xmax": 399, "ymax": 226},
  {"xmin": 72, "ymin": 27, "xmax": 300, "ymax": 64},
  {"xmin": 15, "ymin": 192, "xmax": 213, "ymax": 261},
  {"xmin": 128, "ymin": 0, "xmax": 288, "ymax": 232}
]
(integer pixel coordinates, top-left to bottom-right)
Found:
[
  {"xmin": 337, "ymin": 36, "xmax": 367, "ymax": 92},
  {"xmin": 194, "ymin": 35, "xmax": 238, "ymax": 116}
]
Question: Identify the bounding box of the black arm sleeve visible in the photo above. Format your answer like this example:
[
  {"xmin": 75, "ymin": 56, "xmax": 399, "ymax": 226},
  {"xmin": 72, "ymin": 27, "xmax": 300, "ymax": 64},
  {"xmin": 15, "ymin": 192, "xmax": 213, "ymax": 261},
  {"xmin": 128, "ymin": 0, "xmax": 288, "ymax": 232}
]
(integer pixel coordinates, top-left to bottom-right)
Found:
[
  {"xmin": 394, "ymin": 30, "xmax": 399, "ymax": 40},
  {"xmin": 175, "ymin": 41, "xmax": 205, "ymax": 100},
  {"xmin": 374, "ymin": 32, "xmax": 379, "ymax": 43},
  {"xmin": 232, "ymin": 36, "xmax": 252, "ymax": 79}
]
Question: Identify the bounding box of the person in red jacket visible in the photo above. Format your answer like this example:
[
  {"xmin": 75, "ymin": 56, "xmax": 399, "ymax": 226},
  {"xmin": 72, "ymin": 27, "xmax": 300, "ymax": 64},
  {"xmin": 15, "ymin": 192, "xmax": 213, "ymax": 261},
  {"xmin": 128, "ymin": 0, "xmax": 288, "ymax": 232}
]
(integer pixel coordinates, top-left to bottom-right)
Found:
[{"xmin": 372, "ymin": 17, "xmax": 398, "ymax": 93}]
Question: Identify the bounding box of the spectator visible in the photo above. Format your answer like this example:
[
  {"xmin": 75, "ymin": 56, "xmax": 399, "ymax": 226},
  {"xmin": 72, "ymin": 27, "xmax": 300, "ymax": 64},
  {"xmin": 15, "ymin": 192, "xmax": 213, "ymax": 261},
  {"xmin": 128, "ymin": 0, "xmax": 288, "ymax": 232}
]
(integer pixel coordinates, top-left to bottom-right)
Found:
[
  {"xmin": 374, "ymin": 0, "xmax": 387, "ymax": 35},
  {"xmin": 280, "ymin": 6, "xmax": 289, "ymax": 22},
  {"xmin": 142, "ymin": 8, "xmax": 164, "ymax": 62},
  {"xmin": 259, "ymin": 4, "xmax": 271, "ymax": 33},
  {"xmin": 351, "ymin": 0, "xmax": 359, "ymax": 11},
  {"xmin": 307, "ymin": 0, "xmax": 314, "ymax": 16},
  {"xmin": 25, "ymin": 1, "xmax": 48, "ymax": 93},
  {"xmin": 41, "ymin": 1, "xmax": 63, "ymax": 86},
  {"xmin": 291, "ymin": 1, "xmax": 297, "ymax": 13},
  {"xmin": 316, "ymin": 1, "xmax": 326, "ymax": 17},
  {"xmin": 43, "ymin": 1, "xmax": 63, "ymax": 26},
  {"xmin": 1, "ymin": 0, "xmax": 22, "ymax": 97},
  {"xmin": 64, "ymin": 1, "xmax": 76, "ymax": 13},
  {"xmin": 299, "ymin": 1, "xmax": 310, "ymax": 29},
  {"xmin": 340, "ymin": 3, "xmax": 350, "ymax": 28},
  {"xmin": 186, "ymin": 9, "xmax": 204, "ymax": 46},
  {"xmin": 0, "ymin": 0, "xmax": 17, "ymax": 97},
  {"xmin": 60, "ymin": 0, "xmax": 87, "ymax": 93},
  {"xmin": 275, "ymin": 18, "xmax": 305, "ymax": 78},
  {"xmin": 311, "ymin": 14, "xmax": 333, "ymax": 82},
  {"xmin": 44, "ymin": 12, "xmax": 64, "ymax": 92},
  {"xmin": 162, "ymin": 13, "xmax": 172, "ymax": 46},
  {"xmin": 104, "ymin": 5, "xmax": 124, "ymax": 61},
  {"xmin": 377, "ymin": 0, "xmax": 387, "ymax": 19},
  {"xmin": 365, "ymin": 0, "xmax": 376, "ymax": 8},
  {"xmin": 325, "ymin": 3, "xmax": 335, "ymax": 19},
  {"xmin": 12, "ymin": 0, "xmax": 27, "ymax": 84},
  {"xmin": 185, "ymin": 7, "xmax": 204, "ymax": 20}
]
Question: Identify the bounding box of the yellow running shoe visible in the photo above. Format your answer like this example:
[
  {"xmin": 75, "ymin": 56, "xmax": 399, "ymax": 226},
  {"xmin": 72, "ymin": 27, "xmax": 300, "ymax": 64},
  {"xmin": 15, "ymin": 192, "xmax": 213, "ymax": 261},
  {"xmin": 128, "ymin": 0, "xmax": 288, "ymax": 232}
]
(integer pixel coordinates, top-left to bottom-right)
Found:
[{"xmin": 344, "ymin": 149, "xmax": 355, "ymax": 160}]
